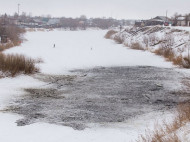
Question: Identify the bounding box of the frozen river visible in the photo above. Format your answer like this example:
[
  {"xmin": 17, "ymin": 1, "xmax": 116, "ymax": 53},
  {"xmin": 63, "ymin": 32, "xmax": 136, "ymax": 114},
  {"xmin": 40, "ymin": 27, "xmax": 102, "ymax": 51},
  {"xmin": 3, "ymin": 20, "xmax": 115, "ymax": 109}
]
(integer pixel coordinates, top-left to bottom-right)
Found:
[{"xmin": 1, "ymin": 30, "xmax": 188, "ymax": 142}]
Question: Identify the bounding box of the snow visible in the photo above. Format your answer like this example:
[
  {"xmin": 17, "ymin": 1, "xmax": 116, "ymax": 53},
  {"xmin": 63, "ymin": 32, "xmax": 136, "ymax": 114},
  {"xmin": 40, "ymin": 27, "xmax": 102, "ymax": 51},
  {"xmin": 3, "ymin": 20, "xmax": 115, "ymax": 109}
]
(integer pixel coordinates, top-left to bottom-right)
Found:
[
  {"xmin": 0, "ymin": 30, "xmax": 177, "ymax": 142},
  {"xmin": 0, "ymin": 110, "xmax": 173, "ymax": 142},
  {"xmin": 171, "ymin": 26, "xmax": 190, "ymax": 32},
  {"xmin": 4, "ymin": 30, "xmax": 173, "ymax": 74},
  {"xmin": 0, "ymin": 75, "xmax": 45, "ymax": 109}
]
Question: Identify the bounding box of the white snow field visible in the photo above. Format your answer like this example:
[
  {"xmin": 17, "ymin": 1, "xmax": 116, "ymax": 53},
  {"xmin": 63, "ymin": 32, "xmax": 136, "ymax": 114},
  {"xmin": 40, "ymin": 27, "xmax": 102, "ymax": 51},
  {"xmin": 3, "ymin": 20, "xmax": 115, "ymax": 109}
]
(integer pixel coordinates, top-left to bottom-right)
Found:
[
  {"xmin": 4, "ymin": 30, "xmax": 173, "ymax": 74},
  {"xmin": 0, "ymin": 30, "xmax": 175, "ymax": 142}
]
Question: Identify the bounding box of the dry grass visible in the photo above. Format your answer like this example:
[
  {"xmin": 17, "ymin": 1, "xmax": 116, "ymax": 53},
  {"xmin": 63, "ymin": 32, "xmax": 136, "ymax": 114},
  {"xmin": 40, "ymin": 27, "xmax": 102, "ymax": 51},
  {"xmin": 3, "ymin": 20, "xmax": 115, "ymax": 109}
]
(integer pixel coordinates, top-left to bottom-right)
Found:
[
  {"xmin": 130, "ymin": 42, "xmax": 144, "ymax": 50},
  {"xmin": 173, "ymin": 56, "xmax": 183, "ymax": 66},
  {"xmin": 0, "ymin": 53, "xmax": 39, "ymax": 76},
  {"xmin": 105, "ymin": 30, "xmax": 118, "ymax": 39},
  {"xmin": 137, "ymin": 103, "xmax": 190, "ymax": 142},
  {"xmin": 113, "ymin": 35, "xmax": 124, "ymax": 44},
  {"xmin": 0, "ymin": 43, "xmax": 15, "ymax": 52},
  {"xmin": 172, "ymin": 56, "xmax": 190, "ymax": 68},
  {"xmin": 154, "ymin": 47, "xmax": 174, "ymax": 60},
  {"xmin": 26, "ymin": 28, "xmax": 36, "ymax": 32},
  {"xmin": 37, "ymin": 28, "xmax": 45, "ymax": 32},
  {"xmin": 182, "ymin": 57, "xmax": 190, "ymax": 68},
  {"xmin": 154, "ymin": 47, "xmax": 190, "ymax": 68}
]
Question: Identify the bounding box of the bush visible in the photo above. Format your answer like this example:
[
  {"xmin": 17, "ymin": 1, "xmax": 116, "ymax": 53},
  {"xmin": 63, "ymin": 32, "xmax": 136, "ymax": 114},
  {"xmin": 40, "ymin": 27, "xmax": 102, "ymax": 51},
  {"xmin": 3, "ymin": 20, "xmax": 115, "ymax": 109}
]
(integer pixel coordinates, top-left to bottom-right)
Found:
[
  {"xmin": 130, "ymin": 42, "xmax": 144, "ymax": 50},
  {"xmin": 143, "ymin": 36, "xmax": 149, "ymax": 47},
  {"xmin": 173, "ymin": 55, "xmax": 183, "ymax": 66},
  {"xmin": 182, "ymin": 57, "xmax": 190, "ymax": 68},
  {"xmin": 154, "ymin": 47, "xmax": 175, "ymax": 61},
  {"xmin": 113, "ymin": 35, "xmax": 124, "ymax": 44},
  {"xmin": 104, "ymin": 30, "xmax": 117, "ymax": 39},
  {"xmin": 154, "ymin": 47, "xmax": 190, "ymax": 68},
  {"xmin": 148, "ymin": 33, "xmax": 159, "ymax": 46},
  {"xmin": 0, "ymin": 53, "xmax": 39, "ymax": 76}
]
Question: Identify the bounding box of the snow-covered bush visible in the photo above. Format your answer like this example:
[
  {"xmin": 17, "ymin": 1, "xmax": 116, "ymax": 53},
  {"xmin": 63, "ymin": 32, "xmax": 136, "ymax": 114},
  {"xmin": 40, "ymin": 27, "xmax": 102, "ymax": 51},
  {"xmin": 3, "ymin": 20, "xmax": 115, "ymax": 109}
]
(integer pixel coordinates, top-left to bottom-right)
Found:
[
  {"xmin": 148, "ymin": 33, "xmax": 160, "ymax": 46},
  {"xmin": 113, "ymin": 35, "xmax": 124, "ymax": 44},
  {"xmin": 130, "ymin": 42, "xmax": 144, "ymax": 50},
  {"xmin": 160, "ymin": 34, "xmax": 175, "ymax": 49},
  {"xmin": 104, "ymin": 30, "xmax": 118, "ymax": 39},
  {"xmin": 143, "ymin": 36, "xmax": 149, "ymax": 47}
]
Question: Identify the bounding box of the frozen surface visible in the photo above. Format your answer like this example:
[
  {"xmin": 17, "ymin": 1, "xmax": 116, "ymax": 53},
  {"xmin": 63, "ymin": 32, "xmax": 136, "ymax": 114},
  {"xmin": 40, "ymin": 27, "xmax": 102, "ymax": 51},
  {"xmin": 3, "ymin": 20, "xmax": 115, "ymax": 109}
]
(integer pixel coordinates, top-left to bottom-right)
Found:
[
  {"xmin": 5, "ymin": 66, "xmax": 187, "ymax": 131},
  {"xmin": 0, "ymin": 30, "xmax": 185, "ymax": 142},
  {"xmin": 4, "ymin": 30, "xmax": 173, "ymax": 74}
]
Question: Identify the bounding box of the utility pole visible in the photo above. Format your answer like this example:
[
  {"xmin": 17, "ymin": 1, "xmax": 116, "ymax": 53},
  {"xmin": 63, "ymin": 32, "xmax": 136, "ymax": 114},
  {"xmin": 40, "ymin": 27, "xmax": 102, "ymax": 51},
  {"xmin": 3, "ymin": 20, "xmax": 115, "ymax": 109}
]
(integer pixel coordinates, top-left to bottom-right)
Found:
[
  {"xmin": 166, "ymin": 10, "xmax": 168, "ymax": 21},
  {"xmin": 188, "ymin": 42, "xmax": 190, "ymax": 61},
  {"xmin": 188, "ymin": 47, "xmax": 189, "ymax": 61},
  {"xmin": 18, "ymin": 4, "xmax": 20, "ymax": 16}
]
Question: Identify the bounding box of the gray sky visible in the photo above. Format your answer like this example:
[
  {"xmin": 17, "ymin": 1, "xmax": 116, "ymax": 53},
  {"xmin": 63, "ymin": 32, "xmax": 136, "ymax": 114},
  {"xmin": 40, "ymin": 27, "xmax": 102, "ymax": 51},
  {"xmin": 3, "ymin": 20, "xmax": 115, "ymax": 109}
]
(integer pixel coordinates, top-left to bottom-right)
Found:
[{"xmin": 0, "ymin": 0, "xmax": 189, "ymax": 19}]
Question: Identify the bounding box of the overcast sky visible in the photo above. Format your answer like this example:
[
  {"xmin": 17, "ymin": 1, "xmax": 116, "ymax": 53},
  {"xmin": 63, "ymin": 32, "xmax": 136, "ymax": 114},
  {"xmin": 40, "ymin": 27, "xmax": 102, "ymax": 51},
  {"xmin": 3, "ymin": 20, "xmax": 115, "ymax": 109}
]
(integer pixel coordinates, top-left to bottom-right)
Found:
[{"xmin": 0, "ymin": 0, "xmax": 189, "ymax": 19}]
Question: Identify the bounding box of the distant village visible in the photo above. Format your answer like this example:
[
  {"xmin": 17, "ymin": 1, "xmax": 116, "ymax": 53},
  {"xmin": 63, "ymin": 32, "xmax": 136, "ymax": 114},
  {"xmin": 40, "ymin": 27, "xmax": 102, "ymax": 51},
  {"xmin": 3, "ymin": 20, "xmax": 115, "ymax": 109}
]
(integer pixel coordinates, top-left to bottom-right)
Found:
[
  {"xmin": 135, "ymin": 13, "xmax": 190, "ymax": 27},
  {"xmin": 0, "ymin": 12, "xmax": 190, "ymax": 44},
  {"xmin": 0, "ymin": 13, "xmax": 134, "ymax": 30}
]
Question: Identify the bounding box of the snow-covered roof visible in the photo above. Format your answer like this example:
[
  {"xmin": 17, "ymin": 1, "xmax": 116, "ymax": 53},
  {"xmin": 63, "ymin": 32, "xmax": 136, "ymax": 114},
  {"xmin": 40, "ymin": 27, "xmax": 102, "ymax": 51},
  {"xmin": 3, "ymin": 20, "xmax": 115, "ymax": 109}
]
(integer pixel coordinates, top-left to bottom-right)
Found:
[
  {"xmin": 177, "ymin": 16, "xmax": 186, "ymax": 21},
  {"xmin": 153, "ymin": 16, "xmax": 170, "ymax": 22},
  {"xmin": 47, "ymin": 18, "xmax": 60, "ymax": 25},
  {"xmin": 149, "ymin": 19, "xmax": 164, "ymax": 22}
]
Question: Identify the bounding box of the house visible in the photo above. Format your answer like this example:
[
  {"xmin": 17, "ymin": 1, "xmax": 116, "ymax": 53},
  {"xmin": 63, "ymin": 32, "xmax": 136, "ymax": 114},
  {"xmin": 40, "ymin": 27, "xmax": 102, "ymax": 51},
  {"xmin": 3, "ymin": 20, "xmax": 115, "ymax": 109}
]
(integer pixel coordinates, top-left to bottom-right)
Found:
[
  {"xmin": 145, "ymin": 16, "xmax": 171, "ymax": 26},
  {"xmin": 134, "ymin": 20, "xmax": 145, "ymax": 27},
  {"xmin": 177, "ymin": 16, "xmax": 186, "ymax": 26},
  {"xmin": 176, "ymin": 16, "xmax": 190, "ymax": 26},
  {"xmin": 47, "ymin": 18, "xmax": 60, "ymax": 27},
  {"xmin": 145, "ymin": 18, "xmax": 164, "ymax": 26},
  {"xmin": 19, "ymin": 18, "xmax": 39, "ymax": 28},
  {"xmin": 154, "ymin": 16, "xmax": 169, "ymax": 22}
]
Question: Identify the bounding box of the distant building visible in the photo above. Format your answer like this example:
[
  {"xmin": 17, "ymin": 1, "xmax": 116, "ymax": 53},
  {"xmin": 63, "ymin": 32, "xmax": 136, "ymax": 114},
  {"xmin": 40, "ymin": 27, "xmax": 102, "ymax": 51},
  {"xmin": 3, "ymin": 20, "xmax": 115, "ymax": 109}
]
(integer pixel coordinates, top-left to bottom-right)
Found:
[
  {"xmin": 134, "ymin": 20, "xmax": 145, "ymax": 27},
  {"xmin": 176, "ymin": 16, "xmax": 190, "ymax": 26},
  {"xmin": 19, "ymin": 19, "xmax": 39, "ymax": 28},
  {"xmin": 47, "ymin": 18, "xmax": 60, "ymax": 27},
  {"xmin": 146, "ymin": 16, "xmax": 171, "ymax": 26},
  {"xmin": 135, "ymin": 16, "xmax": 172, "ymax": 27}
]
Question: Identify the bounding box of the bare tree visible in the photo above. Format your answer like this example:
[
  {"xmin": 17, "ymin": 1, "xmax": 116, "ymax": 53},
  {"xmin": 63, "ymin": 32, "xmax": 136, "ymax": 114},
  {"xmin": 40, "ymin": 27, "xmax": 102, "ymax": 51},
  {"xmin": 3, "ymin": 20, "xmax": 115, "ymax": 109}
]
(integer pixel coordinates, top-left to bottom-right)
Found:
[{"xmin": 171, "ymin": 12, "xmax": 181, "ymax": 26}]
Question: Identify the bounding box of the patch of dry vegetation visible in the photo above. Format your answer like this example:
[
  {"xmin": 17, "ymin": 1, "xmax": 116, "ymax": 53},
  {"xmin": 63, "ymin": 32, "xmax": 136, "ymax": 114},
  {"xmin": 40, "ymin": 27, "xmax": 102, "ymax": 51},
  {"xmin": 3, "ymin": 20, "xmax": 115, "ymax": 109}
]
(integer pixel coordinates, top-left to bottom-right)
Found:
[
  {"xmin": 26, "ymin": 28, "xmax": 36, "ymax": 32},
  {"xmin": 154, "ymin": 47, "xmax": 190, "ymax": 68},
  {"xmin": 130, "ymin": 42, "xmax": 144, "ymax": 50},
  {"xmin": 137, "ymin": 103, "xmax": 190, "ymax": 142},
  {"xmin": 0, "ymin": 42, "xmax": 15, "ymax": 52},
  {"xmin": 104, "ymin": 30, "xmax": 118, "ymax": 39},
  {"xmin": 113, "ymin": 35, "xmax": 124, "ymax": 44},
  {"xmin": 37, "ymin": 28, "xmax": 45, "ymax": 32},
  {"xmin": 0, "ymin": 53, "xmax": 39, "ymax": 76},
  {"xmin": 154, "ymin": 47, "xmax": 175, "ymax": 61}
]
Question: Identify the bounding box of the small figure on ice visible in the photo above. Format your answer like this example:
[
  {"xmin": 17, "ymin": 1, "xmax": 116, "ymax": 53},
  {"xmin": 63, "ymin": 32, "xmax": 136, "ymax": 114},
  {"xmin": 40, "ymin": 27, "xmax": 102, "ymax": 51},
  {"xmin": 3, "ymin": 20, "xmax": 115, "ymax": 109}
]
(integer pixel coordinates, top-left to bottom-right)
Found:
[{"xmin": 53, "ymin": 44, "xmax": 55, "ymax": 48}]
